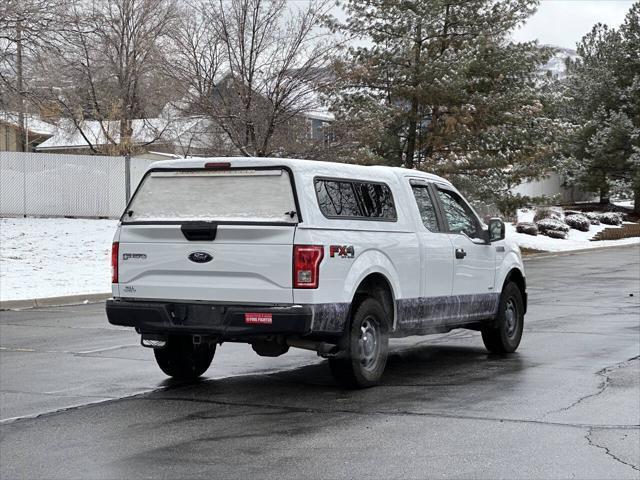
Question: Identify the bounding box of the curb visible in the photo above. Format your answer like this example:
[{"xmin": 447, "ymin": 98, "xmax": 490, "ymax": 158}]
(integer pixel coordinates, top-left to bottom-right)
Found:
[
  {"xmin": 0, "ymin": 293, "xmax": 111, "ymax": 311},
  {"xmin": 522, "ymin": 242, "xmax": 640, "ymax": 259}
]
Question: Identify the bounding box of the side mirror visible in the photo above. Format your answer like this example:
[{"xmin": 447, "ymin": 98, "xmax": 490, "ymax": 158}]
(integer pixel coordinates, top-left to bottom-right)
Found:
[{"xmin": 488, "ymin": 218, "xmax": 505, "ymax": 242}]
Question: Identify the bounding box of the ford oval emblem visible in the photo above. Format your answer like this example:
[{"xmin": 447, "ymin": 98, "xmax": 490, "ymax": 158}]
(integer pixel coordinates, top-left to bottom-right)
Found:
[{"xmin": 188, "ymin": 252, "xmax": 213, "ymax": 263}]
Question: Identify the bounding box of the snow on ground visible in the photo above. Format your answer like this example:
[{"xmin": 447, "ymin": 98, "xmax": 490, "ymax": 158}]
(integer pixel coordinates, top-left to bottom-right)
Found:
[
  {"xmin": 506, "ymin": 223, "xmax": 640, "ymax": 252},
  {"xmin": 613, "ymin": 199, "xmax": 634, "ymax": 208},
  {"xmin": 507, "ymin": 208, "xmax": 640, "ymax": 252},
  {"xmin": 0, "ymin": 217, "xmax": 117, "ymax": 301}
]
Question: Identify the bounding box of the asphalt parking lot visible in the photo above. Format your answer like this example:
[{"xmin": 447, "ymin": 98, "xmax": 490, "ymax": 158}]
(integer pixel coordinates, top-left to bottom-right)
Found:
[{"xmin": 1, "ymin": 246, "xmax": 639, "ymax": 479}]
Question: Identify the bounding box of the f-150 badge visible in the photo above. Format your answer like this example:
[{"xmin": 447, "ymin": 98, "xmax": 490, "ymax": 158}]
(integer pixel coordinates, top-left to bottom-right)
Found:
[
  {"xmin": 122, "ymin": 253, "xmax": 147, "ymax": 261},
  {"xmin": 329, "ymin": 245, "xmax": 354, "ymax": 258}
]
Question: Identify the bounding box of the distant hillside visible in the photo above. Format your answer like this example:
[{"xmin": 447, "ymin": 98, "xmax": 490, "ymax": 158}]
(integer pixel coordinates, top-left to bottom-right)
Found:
[{"xmin": 539, "ymin": 46, "xmax": 579, "ymax": 80}]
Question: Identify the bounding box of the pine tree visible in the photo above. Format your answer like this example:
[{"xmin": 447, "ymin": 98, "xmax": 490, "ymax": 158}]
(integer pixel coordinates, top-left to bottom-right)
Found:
[
  {"xmin": 583, "ymin": 110, "xmax": 636, "ymax": 202},
  {"xmin": 327, "ymin": 0, "xmax": 566, "ymax": 212},
  {"xmin": 564, "ymin": 3, "xmax": 640, "ymax": 211},
  {"xmin": 620, "ymin": 3, "xmax": 640, "ymax": 212}
]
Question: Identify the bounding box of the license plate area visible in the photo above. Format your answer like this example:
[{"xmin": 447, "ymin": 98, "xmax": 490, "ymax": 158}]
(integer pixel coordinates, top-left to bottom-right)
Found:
[
  {"xmin": 244, "ymin": 313, "xmax": 273, "ymax": 325},
  {"xmin": 168, "ymin": 303, "xmax": 224, "ymax": 327}
]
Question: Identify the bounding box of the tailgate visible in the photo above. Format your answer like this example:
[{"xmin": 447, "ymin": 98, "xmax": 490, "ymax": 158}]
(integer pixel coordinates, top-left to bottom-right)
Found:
[{"xmin": 117, "ymin": 224, "xmax": 294, "ymax": 303}]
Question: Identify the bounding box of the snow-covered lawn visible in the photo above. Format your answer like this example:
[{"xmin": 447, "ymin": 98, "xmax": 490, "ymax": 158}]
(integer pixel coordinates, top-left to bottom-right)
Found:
[
  {"xmin": 0, "ymin": 217, "xmax": 117, "ymax": 301},
  {"xmin": 507, "ymin": 209, "xmax": 640, "ymax": 252}
]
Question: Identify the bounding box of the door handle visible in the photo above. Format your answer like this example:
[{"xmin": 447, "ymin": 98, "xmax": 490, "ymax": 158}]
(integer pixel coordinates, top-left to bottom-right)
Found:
[{"xmin": 455, "ymin": 248, "xmax": 466, "ymax": 259}]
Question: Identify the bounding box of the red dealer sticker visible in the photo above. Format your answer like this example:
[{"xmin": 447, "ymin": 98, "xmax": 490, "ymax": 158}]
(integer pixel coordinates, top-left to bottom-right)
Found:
[{"xmin": 244, "ymin": 313, "xmax": 273, "ymax": 325}]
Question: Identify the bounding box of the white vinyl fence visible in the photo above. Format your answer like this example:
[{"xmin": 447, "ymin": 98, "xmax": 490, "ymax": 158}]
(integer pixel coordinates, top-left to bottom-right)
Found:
[
  {"xmin": 1, "ymin": 152, "xmax": 590, "ymax": 219},
  {"xmin": 511, "ymin": 172, "xmax": 592, "ymax": 203},
  {"xmin": 0, "ymin": 152, "xmax": 155, "ymax": 218}
]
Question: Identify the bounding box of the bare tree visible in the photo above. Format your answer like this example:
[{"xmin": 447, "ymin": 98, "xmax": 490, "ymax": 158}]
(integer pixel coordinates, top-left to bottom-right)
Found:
[
  {"xmin": 36, "ymin": 0, "xmax": 180, "ymax": 155},
  {"xmin": 169, "ymin": 0, "xmax": 337, "ymax": 157},
  {"xmin": 0, "ymin": 0, "xmax": 69, "ymax": 150}
]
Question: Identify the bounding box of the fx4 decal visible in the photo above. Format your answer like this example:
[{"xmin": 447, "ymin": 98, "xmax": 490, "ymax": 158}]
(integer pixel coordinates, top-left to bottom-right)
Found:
[{"xmin": 329, "ymin": 245, "xmax": 355, "ymax": 258}]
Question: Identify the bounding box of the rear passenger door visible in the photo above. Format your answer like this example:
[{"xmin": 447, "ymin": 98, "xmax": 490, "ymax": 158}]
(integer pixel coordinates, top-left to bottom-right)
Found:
[
  {"xmin": 433, "ymin": 185, "xmax": 496, "ymax": 296},
  {"xmin": 409, "ymin": 179, "xmax": 454, "ymax": 298}
]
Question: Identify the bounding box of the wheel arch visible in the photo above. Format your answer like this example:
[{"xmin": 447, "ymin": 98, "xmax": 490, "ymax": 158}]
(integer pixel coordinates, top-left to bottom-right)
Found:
[
  {"xmin": 350, "ymin": 272, "xmax": 396, "ymax": 332},
  {"xmin": 343, "ymin": 248, "xmax": 403, "ymax": 331},
  {"xmin": 503, "ymin": 267, "xmax": 527, "ymax": 314}
]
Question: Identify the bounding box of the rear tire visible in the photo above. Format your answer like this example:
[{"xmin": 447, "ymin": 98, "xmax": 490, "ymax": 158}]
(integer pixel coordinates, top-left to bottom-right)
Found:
[
  {"xmin": 154, "ymin": 335, "xmax": 215, "ymax": 380},
  {"xmin": 482, "ymin": 282, "xmax": 524, "ymax": 354},
  {"xmin": 329, "ymin": 298, "xmax": 389, "ymax": 388}
]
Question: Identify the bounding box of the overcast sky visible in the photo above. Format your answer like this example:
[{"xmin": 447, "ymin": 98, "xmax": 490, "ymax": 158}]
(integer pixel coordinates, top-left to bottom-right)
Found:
[
  {"xmin": 512, "ymin": 0, "xmax": 635, "ymax": 49},
  {"xmin": 318, "ymin": 0, "xmax": 635, "ymax": 51}
]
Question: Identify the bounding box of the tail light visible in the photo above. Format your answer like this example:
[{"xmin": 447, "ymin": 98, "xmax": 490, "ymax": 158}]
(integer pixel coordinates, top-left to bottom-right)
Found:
[
  {"xmin": 111, "ymin": 242, "xmax": 119, "ymax": 283},
  {"xmin": 293, "ymin": 245, "xmax": 324, "ymax": 289}
]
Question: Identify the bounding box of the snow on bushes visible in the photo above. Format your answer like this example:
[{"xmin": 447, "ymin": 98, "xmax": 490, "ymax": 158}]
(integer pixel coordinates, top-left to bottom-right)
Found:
[
  {"xmin": 533, "ymin": 207, "xmax": 564, "ymax": 223},
  {"xmin": 536, "ymin": 217, "xmax": 570, "ymax": 234},
  {"xmin": 545, "ymin": 229, "xmax": 568, "ymax": 239},
  {"xmin": 535, "ymin": 217, "xmax": 570, "ymax": 240},
  {"xmin": 511, "ymin": 206, "xmax": 639, "ymax": 251},
  {"xmin": 584, "ymin": 212, "xmax": 601, "ymax": 225},
  {"xmin": 564, "ymin": 214, "xmax": 591, "ymax": 232},
  {"xmin": 564, "ymin": 210, "xmax": 583, "ymax": 217},
  {"xmin": 599, "ymin": 212, "xmax": 623, "ymax": 225},
  {"xmin": 516, "ymin": 222, "xmax": 538, "ymax": 236}
]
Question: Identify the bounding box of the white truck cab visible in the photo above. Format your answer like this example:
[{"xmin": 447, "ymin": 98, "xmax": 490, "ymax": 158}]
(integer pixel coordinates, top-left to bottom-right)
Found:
[{"xmin": 106, "ymin": 158, "xmax": 527, "ymax": 387}]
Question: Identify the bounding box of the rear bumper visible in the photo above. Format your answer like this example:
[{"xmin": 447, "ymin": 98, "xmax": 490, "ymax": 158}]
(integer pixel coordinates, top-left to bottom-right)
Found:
[{"xmin": 106, "ymin": 299, "xmax": 314, "ymax": 338}]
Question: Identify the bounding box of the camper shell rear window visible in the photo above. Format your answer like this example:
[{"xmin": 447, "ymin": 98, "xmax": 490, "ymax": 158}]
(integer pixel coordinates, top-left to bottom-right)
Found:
[{"xmin": 123, "ymin": 168, "xmax": 299, "ymax": 224}]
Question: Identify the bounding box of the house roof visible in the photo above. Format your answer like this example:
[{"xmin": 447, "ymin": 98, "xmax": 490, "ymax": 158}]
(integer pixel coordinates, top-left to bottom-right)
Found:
[
  {"xmin": 0, "ymin": 111, "xmax": 57, "ymax": 136},
  {"xmin": 139, "ymin": 151, "xmax": 183, "ymax": 159},
  {"xmin": 304, "ymin": 109, "xmax": 335, "ymax": 122},
  {"xmin": 36, "ymin": 116, "xmax": 213, "ymax": 151}
]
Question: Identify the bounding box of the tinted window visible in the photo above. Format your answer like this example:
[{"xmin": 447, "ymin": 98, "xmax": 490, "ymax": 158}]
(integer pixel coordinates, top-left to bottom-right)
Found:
[
  {"xmin": 354, "ymin": 182, "xmax": 396, "ymax": 219},
  {"xmin": 436, "ymin": 188, "xmax": 481, "ymax": 237},
  {"xmin": 411, "ymin": 186, "xmax": 439, "ymax": 231},
  {"xmin": 315, "ymin": 179, "xmax": 396, "ymax": 220},
  {"xmin": 315, "ymin": 180, "xmax": 361, "ymax": 217}
]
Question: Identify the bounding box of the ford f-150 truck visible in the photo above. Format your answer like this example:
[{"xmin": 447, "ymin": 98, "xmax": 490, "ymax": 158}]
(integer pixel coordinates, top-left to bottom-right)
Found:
[{"xmin": 106, "ymin": 158, "xmax": 526, "ymax": 388}]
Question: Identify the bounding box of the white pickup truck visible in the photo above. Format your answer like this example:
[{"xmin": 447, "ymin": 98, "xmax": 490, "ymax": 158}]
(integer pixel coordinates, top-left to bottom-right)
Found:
[{"xmin": 106, "ymin": 158, "xmax": 526, "ymax": 388}]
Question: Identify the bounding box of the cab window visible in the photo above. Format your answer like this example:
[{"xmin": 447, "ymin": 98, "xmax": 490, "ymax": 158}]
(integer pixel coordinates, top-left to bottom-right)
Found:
[
  {"xmin": 435, "ymin": 187, "xmax": 482, "ymax": 238},
  {"xmin": 411, "ymin": 185, "xmax": 439, "ymax": 232}
]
